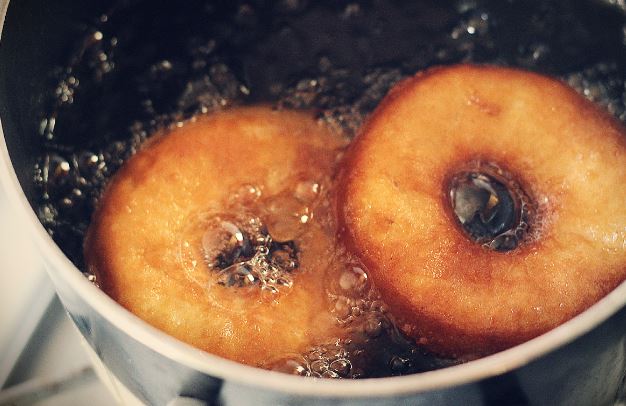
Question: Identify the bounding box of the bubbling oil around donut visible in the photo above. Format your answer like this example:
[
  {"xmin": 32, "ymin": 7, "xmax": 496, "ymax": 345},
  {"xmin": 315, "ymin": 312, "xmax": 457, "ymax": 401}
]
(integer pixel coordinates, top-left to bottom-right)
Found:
[
  {"xmin": 268, "ymin": 250, "xmax": 459, "ymax": 377},
  {"xmin": 197, "ymin": 212, "xmax": 298, "ymax": 293},
  {"xmin": 177, "ymin": 178, "xmax": 324, "ymax": 300}
]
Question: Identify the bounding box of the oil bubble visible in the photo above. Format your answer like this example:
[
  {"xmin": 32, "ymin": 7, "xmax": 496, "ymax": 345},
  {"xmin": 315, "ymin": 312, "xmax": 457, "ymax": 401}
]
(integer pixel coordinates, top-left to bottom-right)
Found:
[
  {"xmin": 294, "ymin": 180, "xmax": 321, "ymax": 203},
  {"xmin": 338, "ymin": 266, "xmax": 368, "ymax": 293},
  {"xmin": 270, "ymin": 358, "xmax": 310, "ymax": 376},
  {"xmin": 264, "ymin": 194, "xmax": 312, "ymax": 242}
]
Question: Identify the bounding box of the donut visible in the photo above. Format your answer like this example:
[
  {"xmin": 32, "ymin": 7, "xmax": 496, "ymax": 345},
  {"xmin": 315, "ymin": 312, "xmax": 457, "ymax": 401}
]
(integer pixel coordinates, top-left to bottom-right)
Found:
[
  {"xmin": 85, "ymin": 106, "xmax": 348, "ymax": 366},
  {"xmin": 338, "ymin": 65, "xmax": 626, "ymax": 359}
]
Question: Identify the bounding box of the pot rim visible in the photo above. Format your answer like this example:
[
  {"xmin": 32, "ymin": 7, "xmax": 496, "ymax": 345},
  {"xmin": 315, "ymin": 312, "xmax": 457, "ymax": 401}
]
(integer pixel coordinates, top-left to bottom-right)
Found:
[{"xmin": 1, "ymin": 1, "xmax": 626, "ymax": 398}]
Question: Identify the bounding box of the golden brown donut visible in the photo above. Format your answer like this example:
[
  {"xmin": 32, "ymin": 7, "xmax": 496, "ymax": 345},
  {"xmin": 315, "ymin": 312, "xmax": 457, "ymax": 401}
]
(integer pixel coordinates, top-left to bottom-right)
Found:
[
  {"xmin": 85, "ymin": 106, "xmax": 348, "ymax": 366},
  {"xmin": 338, "ymin": 65, "xmax": 626, "ymax": 359}
]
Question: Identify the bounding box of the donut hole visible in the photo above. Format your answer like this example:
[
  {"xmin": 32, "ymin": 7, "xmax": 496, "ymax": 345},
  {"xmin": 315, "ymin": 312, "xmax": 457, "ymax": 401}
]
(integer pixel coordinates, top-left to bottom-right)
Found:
[
  {"xmin": 447, "ymin": 161, "xmax": 533, "ymax": 252},
  {"xmin": 200, "ymin": 212, "xmax": 300, "ymax": 292},
  {"xmin": 450, "ymin": 172, "xmax": 517, "ymax": 243}
]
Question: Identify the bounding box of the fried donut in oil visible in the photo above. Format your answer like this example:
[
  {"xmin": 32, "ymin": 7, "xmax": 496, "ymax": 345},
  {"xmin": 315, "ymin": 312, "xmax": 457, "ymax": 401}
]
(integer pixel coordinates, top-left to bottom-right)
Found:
[
  {"xmin": 338, "ymin": 65, "xmax": 626, "ymax": 359},
  {"xmin": 85, "ymin": 106, "xmax": 348, "ymax": 366}
]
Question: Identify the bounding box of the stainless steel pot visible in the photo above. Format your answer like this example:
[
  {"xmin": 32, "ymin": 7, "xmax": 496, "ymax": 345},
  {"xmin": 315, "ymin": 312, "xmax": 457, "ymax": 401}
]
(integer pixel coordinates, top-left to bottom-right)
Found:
[{"xmin": 1, "ymin": 1, "xmax": 625, "ymax": 404}]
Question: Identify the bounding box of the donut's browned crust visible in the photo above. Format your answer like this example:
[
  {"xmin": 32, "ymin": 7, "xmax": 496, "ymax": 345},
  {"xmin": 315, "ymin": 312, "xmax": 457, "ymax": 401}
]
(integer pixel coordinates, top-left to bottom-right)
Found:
[
  {"xmin": 338, "ymin": 65, "xmax": 626, "ymax": 359},
  {"xmin": 85, "ymin": 107, "xmax": 347, "ymax": 366}
]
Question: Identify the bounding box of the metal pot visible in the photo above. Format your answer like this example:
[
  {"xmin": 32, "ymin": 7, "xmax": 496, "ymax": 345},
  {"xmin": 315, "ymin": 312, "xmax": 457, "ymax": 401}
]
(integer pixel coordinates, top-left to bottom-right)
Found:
[{"xmin": 1, "ymin": 0, "xmax": 625, "ymax": 404}]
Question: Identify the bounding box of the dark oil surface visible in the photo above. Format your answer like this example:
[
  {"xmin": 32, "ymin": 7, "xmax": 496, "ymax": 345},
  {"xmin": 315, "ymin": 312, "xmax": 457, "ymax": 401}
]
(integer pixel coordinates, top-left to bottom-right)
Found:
[{"xmin": 34, "ymin": 0, "xmax": 626, "ymax": 378}]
